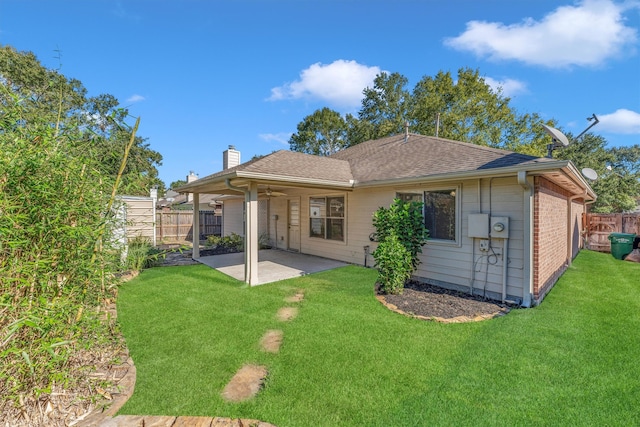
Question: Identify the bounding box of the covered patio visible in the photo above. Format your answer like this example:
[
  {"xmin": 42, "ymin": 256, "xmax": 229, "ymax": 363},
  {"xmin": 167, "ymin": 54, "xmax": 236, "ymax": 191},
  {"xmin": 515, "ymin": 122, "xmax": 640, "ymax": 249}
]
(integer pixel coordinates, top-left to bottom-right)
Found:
[
  {"xmin": 176, "ymin": 148, "xmax": 355, "ymax": 286},
  {"xmin": 196, "ymin": 249, "xmax": 350, "ymax": 285}
]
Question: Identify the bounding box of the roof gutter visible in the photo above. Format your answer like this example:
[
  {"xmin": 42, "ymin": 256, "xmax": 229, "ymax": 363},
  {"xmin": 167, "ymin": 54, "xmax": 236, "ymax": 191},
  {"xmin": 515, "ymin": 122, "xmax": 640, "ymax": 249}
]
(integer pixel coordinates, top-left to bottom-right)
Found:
[
  {"xmin": 562, "ymin": 162, "xmax": 597, "ymax": 201},
  {"xmin": 178, "ymin": 171, "xmax": 354, "ymax": 194},
  {"xmin": 225, "ymin": 178, "xmax": 248, "ymax": 196}
]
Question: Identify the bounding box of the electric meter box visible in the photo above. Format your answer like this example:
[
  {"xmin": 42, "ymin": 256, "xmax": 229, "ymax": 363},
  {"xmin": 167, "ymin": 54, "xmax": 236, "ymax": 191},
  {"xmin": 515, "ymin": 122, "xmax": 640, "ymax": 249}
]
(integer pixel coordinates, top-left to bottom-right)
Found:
[
  {"xmin": 468, "ymin": 214, "xmax": 489, "ymax": 238},
  {"xmin": 490, "ymin": 216, "xmax": 509, "ymax": 239}
]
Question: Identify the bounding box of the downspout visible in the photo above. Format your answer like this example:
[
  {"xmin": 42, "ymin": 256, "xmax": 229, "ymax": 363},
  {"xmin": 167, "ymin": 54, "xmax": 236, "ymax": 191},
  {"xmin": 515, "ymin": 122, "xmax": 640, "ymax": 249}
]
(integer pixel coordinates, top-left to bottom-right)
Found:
[
  {"xmin": 502, "ymin": 238, "xmax": 509, "ymax": 303},
  {"xmin": 470, "ymin": 179, "xmax": 483, "ymax": 296},
  {"xmin": 518, "ymin": 171, "xmax": 534, "ymax": 307}
]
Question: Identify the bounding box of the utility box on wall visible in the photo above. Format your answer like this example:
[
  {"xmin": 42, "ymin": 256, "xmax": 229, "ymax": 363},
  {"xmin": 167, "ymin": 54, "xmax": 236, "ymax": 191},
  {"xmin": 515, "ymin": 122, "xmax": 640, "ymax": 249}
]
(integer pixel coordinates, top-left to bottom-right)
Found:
[
  {"xmin": 468, "ymin": 213, "xmax": 489, "ymax": 238},
  {"xmin": 490, "ymin": 216, "xmax": 509, "ymax": 239}
]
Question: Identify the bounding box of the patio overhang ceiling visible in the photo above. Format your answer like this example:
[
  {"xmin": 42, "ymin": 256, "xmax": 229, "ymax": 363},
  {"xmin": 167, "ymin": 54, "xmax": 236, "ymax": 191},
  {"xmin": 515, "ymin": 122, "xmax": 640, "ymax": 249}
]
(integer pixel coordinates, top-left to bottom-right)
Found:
[{"xmin": 176, "ymin": 171, "xmax": 354, "ymax": 196}]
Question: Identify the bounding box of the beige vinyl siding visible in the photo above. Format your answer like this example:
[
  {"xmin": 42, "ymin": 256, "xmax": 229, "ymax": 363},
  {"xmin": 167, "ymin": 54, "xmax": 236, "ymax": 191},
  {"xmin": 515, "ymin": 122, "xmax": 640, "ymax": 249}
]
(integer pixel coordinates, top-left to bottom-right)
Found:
[
  {"xmin": 223, "ymin": 197, "xmax": 270, "ymax": 241},
  {"xmin": 410, "ymin": 177, "xmax": 526, "ymax": 301},
  {"xmin": 263, "ymin": 179, "xmax": 527, "ymax": 301},
  {"xmin": 223, "ymin": 198, "xmax": 244, "ymax": 236},
  {"xmin": 262, "ymin": 188, "xmax": 383, "ymax": 264},
  {"xmin": 226, "ymin": 177, "xmax": 528, "ymax": 302}
]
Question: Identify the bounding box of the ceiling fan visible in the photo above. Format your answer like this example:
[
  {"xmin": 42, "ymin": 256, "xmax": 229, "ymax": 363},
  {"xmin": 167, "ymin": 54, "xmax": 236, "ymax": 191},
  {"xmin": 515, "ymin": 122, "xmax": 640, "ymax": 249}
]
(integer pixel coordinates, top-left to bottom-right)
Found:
[{"xmin": 259, "ymin": 186, "xmax": 287, "ymax": 197}]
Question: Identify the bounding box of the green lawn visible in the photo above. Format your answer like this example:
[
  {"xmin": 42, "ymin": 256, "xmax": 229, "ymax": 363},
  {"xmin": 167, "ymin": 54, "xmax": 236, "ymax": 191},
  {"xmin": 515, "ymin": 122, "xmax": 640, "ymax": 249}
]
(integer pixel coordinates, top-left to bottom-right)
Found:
[{"xmin": 116, "ymin": 250, "xmax": 640, "ymax": 426}]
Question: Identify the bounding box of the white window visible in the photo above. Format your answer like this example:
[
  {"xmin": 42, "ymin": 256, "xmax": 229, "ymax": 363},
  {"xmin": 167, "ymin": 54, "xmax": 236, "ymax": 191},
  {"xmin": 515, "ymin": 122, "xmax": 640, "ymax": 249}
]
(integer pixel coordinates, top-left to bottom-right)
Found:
[
  {"xmin": 396, "ymin": 192, "xmax": 423, "ymax": 203},
  {"xmin": 424, "ymin": 189, "xmax": 457, "ymax": 241},
  {"xmin": 309, "ymin": 196, "xmax": 345, "ymax": 241},
  {"xmin": 396, "ymin": 187, "xmax": 459, "ymax": 243}
]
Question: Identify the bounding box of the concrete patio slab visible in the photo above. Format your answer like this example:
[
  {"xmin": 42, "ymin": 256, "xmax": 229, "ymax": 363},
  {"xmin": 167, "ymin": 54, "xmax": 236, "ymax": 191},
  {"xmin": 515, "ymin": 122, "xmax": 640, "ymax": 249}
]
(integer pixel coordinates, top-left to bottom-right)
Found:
[{"xmin": 196, "ymin": 249, "xmax": 348, "ymax": 285}]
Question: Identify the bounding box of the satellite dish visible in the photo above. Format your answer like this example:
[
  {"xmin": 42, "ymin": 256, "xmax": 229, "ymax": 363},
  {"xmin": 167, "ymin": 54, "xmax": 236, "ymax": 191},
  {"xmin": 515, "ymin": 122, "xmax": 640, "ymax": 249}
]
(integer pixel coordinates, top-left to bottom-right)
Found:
[
  {"xmin": 541, "ymin": 124, "xmax": 570, "ymax": 147},
  {"xmin": 582, "ymin": 167, "xmax": 598, "ymax": 180}
]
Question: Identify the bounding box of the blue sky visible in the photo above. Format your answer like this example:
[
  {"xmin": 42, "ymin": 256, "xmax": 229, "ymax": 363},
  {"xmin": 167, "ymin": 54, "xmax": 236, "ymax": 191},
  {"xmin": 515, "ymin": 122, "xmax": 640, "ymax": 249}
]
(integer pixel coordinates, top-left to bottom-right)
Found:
[{"xmin": 1, "ymin": 0, "xmax": 639, "ymax": 187}]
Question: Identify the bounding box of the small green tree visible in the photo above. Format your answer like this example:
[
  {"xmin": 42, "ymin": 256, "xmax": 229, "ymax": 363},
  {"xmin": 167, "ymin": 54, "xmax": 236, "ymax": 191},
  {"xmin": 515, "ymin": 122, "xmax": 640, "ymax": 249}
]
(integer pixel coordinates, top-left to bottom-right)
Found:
[
  {"xmin": 373, "ymin": 234, "xmax": 413, "ymax": 295},
  {"xmin": 372, "ymin": 199, "xmax": 429, "ymax": 294},
  {"xmin": 372, "ymin": 199, "xmax": 429, "ymax": 269}
]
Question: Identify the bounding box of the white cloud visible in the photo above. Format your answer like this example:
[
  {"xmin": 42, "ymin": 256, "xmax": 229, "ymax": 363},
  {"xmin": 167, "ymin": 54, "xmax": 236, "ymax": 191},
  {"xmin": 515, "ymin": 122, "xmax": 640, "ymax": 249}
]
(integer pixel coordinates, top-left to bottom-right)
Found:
[
  {"xmin": 259, "ymin": 132, "xmax": 292, "ymax": 146},
  {"xmin": 483, "ymin": 76, "xmax": 528, "ymax": 97},
  {"xmin": 598, "ymin": 109, "xmax": 640, "ymax": 134},
  {"xmin": 268, "ymin": 60, "xmax": 383, "ymax": 108},
  {"xmin": 126, "ymin": 94, "xmax": 145, "ymax": 103},
  {"xmin": 444, "ymin": 0, "xmax": 638, "ymax": 68}
]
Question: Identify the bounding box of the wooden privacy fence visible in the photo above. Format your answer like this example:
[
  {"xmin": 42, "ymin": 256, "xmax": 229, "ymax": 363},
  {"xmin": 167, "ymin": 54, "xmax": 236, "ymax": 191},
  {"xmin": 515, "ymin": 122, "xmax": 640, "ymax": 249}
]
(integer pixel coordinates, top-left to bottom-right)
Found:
[
  {"xmin": 583, "ymin": 213, "xmax": 640, "ymax": 252},
  {"xmin": 156, "ymin": 210, "xmax": 222, "ymax": 243}
]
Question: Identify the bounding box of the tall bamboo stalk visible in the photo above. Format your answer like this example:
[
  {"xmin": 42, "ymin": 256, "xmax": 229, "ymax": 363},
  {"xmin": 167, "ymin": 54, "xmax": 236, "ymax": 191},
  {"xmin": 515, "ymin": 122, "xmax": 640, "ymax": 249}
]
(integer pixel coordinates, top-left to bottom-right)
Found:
[{"xmin": 90, "ymin": 117, "xmax": 140, "ymax": 265}]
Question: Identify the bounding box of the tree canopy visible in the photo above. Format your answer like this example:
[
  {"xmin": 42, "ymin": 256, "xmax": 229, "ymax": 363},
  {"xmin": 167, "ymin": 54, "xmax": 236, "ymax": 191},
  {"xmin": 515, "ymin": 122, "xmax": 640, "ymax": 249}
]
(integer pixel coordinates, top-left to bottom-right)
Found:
[
  {"xmin": 289, "ymin": 107, "xmax": 351, "ymax": 156},
  {"xmin": 0, "ymin": 45, "xmax": 163, "ymax": 195},
  {"xmin": 288, "ymin": 66, "xmax": 639, "ymax": 213},
  {"xmin": 557, "ymin": 135, "xmax": 640, "ymax": 213}
]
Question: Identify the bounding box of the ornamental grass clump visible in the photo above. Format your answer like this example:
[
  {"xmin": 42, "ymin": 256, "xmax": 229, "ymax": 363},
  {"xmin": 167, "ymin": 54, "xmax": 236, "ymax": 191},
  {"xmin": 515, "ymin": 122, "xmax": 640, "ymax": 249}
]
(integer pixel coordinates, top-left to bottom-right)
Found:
[{"xmin": 372, "ymin": 198, "xmax": 429, "ymax": 294}]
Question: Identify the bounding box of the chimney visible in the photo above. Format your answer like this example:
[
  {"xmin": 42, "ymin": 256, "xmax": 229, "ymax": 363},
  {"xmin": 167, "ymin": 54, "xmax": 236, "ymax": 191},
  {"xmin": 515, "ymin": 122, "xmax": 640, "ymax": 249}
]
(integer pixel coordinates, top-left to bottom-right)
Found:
[
  {"xmin": 187, "ymin": 171, "xmax": 198, "ymax": 183},
  {"xmin": 186, "ymin": 171, "xmax": 198, "ymax": 203},
  {"xmin": 404, "ymin": 121, "xmax": 409, "ymax": 142},
  {"xmin": 223, "ymin": 145, "xmax": 241, "ymax": 170}
]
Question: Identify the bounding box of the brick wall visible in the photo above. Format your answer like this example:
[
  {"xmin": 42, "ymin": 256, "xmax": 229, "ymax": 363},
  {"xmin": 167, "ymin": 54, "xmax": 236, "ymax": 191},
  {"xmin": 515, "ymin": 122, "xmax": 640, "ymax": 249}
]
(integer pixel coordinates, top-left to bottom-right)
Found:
[{"xmin": 533, "ymin": 177, "xmax": 573, "ymax": 302}]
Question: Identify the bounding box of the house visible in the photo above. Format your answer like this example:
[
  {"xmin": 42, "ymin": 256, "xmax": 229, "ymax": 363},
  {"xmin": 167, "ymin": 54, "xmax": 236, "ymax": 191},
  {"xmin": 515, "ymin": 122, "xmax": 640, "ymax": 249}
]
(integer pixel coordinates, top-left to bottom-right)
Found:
[
  {"xmin": 157, "ymin": 172, "xmax": 223, "ymax": 214},
  {"xmin": 176, "ymin": 133, "xmax": 596, "ymax": 307},
  {"xmin": 158, "ymin": 189, "xmax": 223, "ymax": 214}
]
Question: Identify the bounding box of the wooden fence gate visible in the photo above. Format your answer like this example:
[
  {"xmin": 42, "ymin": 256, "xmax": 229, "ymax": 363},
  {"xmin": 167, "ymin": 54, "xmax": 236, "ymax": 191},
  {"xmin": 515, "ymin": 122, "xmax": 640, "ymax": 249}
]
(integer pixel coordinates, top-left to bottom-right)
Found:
[
  {"xmin": 156, "ymin": 210, "xmax": 222, "ymax": 243},
  {"xmin": 583, "ymin": 213, "xmax": 640, "ymax": 252}
]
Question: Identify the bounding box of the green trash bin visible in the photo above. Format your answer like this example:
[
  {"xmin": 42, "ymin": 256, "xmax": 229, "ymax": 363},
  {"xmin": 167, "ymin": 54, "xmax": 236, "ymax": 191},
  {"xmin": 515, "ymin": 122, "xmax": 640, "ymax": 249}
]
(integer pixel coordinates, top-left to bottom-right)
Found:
[{"xmin": 608, "ymin": 233, "xmax": 636, "ymax": 260}]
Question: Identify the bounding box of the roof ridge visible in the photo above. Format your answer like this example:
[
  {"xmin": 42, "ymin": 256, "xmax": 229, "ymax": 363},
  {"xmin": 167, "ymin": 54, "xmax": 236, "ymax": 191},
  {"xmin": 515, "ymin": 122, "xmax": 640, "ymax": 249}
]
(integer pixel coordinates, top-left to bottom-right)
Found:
[{"xmin": 332, "ymin": 132, "xmax": 539, "ymax": 161}]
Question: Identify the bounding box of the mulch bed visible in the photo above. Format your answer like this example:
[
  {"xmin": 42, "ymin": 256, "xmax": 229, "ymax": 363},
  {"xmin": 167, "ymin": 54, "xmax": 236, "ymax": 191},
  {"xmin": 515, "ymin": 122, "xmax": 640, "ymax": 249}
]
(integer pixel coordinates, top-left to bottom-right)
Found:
[
  {"xmin": 379, "ymin": 280, "xmax": 516, "ymax": 322},
  {"xmin": 157, "ymin": 246, "xmax": 241, "ymax": 267}
]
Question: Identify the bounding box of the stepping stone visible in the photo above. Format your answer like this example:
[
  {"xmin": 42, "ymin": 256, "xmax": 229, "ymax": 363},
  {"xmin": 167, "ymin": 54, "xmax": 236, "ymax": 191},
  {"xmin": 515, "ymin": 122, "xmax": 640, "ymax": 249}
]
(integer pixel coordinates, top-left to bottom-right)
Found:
[
  {"xmin": 260, "ymin": 330, "xmax": 283, "ymax": 353},
  {"xmin": 221, "ymin": 364, "xmax": 268, "ymax": 402},
  {"xmin": 284, "ymin": 291, "xmax": 304, "ymax": 303},
  {"xmin": 276, "ymin": 306, "xmax": 298, "ymax": 322},
  {"xmin": 107, "ymin": 415, "xmax": 176, "ymax": 426},
  {"xmin": 173, "ymin": 416, "xmax": 214, "ymax": 427},
  {"xmin": 211, "ymin": 418, "xmax": 277, "ymax": 427}
]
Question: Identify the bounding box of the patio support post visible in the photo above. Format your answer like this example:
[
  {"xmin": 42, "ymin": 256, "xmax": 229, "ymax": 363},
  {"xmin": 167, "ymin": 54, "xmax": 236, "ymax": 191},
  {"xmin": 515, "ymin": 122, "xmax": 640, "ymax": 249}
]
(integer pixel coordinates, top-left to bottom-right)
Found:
[
  {"xmin": 245, "ymin": 182, "xmax": 259, "ymax": 285},
  {"xmin": 193, "ymin": 192, "xmax": 200, "ymax": 258}
]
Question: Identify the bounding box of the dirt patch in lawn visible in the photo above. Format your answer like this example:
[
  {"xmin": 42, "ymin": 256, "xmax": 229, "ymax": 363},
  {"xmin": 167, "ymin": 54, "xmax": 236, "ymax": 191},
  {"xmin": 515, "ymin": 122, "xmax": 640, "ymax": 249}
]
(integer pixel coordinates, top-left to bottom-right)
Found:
[
  {"xmin": 260, "ymin": 330, "xmax": 283, "ymax": 353},
  {"xmin": 276, "ymin": 307, "xmax": 298, "ymax": 322},
  {"xmin": 284, "ymin": 291, "xmax": 305, "ymax": 303},
  {"xmin": 221, "ymin": 364, "xmax": 268, "ymax": 402},
  {"xmin": 378, "ymin": 281, "xmax": 516, "ymax": 323}
]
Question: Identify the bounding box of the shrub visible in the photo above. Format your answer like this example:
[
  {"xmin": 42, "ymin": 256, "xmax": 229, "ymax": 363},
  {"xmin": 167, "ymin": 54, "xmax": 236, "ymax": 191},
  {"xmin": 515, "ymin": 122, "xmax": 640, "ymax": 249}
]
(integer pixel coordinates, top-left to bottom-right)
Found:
[
  {"xmin": 206, "ymin": 232, "xmax": 272, "ymax": 252},
  {"xmin": 372, "ymin": 234, "xmax": 413, "ymax": 294},
  {"xmin": 371, "ymin": 198, "xmax": 429, "ymax": 294},
  {"xmin": 124, "ymin": 237, "xmax": 164, "ymax": 271},
  {"xmin": 206, "ymin": 233, "xmax": 244, "ymax": 252},
  {"xmin": 372, "ymin": 198, "xmax": 429, "ymax": 269},
  {"xmin": 0, "ymin": 87, "xmax": 132, "ymax": 418}
]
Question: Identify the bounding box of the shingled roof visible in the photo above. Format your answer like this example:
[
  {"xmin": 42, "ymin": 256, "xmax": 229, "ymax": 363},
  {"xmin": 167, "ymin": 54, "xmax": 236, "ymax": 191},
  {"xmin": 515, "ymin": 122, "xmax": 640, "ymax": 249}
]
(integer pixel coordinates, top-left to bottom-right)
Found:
[
  {"xmin": 330, "ymin": 133, "xmax": 556, "ymax": 184},
  {"xmin": 176, "ymin": 132, "xmax": 591, "ymax": 196}
]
